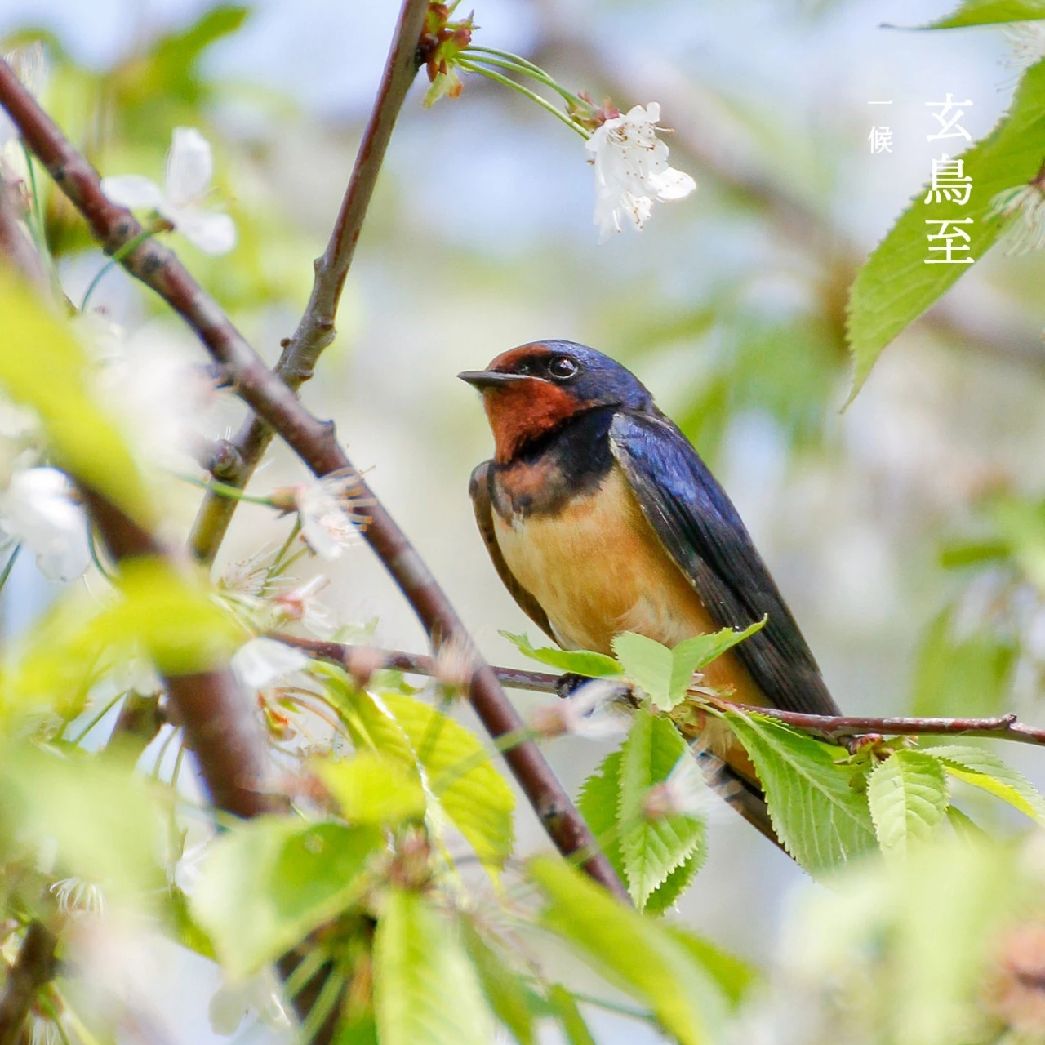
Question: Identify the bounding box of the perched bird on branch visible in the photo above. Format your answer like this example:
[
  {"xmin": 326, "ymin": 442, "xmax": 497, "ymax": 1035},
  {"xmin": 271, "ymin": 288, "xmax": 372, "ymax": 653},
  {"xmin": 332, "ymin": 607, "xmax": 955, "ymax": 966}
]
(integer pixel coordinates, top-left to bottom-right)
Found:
[{"xmin": 460, "ymin": 340, "xmax": 841, "ymax": 844}]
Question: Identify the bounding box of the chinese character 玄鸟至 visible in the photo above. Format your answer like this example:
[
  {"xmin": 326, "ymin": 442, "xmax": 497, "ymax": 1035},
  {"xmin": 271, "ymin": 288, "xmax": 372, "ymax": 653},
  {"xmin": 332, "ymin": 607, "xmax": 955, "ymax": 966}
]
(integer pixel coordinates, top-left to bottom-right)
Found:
[
  {"xmin": 924, "ymin": 154, "xmax": 972, "ymax": 206},
  {"xmin": 925, "ymin": 94, "xmax": 973, "ymax": 142},
  {"xmin": 924, "ymin": 218, "xmax": 974, "ymax": 264}
]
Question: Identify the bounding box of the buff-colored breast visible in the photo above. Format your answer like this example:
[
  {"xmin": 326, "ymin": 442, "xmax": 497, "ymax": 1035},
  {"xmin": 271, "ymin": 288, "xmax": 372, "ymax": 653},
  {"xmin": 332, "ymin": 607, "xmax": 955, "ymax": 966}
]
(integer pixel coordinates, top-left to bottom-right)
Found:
[{"xmin": 491, "ymin": 465, "xmax": 766, "ymax": 708}]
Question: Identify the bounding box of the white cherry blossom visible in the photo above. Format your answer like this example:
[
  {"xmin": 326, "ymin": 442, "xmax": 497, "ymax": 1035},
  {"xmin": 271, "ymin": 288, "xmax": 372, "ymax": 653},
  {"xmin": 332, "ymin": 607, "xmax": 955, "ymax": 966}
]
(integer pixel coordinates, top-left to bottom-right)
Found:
[
  {"xmin": 102, "ymin": 127, "xmax": 236, "ymax": 254},
  {"xmin": 289, "ymin": 474, "xmax": 365, "ymax": 561},
  {"xmin": 230, "ymin": 636, "xmax": 309, "ymax": 690},
  {"xmin": 585, "ymin": 102, "xmax": 696, "ymax": 241},
  {"xmin": 0, "ymin": 466, "xmax": 90, "ymax": 582},
  {"xmin": 530, "ymin": 679, "xmax": 631, "ymax": 739}
]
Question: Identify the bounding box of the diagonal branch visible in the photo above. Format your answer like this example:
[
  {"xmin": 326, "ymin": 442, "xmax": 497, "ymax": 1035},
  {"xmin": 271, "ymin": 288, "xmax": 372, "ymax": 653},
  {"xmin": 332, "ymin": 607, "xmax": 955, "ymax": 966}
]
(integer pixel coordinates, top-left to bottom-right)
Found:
[
  {"xmin": 0, "ymin": 58, "xmax": 628, "ymax": 902},
  {"xmin": 276, "ymin": 634, "xmax": 1045, "ymax": 748},
  {"xmin": 188, "ymin": 0, "xmax": 429, "ymax": 562},
  {"xmin": 0, "ymin": 922, "xmax": 57, "ymax": 1045}
]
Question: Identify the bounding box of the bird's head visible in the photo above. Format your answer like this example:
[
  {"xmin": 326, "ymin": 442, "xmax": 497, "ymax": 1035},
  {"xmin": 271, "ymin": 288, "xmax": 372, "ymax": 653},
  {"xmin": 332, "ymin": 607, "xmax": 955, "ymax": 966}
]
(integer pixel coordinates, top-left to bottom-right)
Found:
[{"xmin": 459, "ymin": 340, "xmax": 653, "ymax": 463}]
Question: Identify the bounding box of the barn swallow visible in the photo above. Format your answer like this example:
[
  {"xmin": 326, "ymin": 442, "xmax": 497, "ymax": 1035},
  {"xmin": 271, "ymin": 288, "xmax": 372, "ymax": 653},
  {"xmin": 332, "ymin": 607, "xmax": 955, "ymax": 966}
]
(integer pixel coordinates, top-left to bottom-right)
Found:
[{"xmin": 460, "ymin": 340, "xmax": 842, "ymax": 844}]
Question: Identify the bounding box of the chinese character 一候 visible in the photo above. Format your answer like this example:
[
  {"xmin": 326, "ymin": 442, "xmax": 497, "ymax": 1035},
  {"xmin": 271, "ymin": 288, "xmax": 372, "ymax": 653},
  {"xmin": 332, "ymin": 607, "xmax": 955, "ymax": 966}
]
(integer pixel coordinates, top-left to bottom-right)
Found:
[
  {"xmin": 924, "ymin": 154, "xmax": 972, "ymax": 205},
  {"xmin": 924, "ymin": 218, "xmax": 974, "ymax": 264},
  {"xmin": 868, "ymin": 126, "xmax": 893, "ymax": 154},
  {"xmin": 925, "ymin": 95, "xmax": 973, "ymax": 142}
]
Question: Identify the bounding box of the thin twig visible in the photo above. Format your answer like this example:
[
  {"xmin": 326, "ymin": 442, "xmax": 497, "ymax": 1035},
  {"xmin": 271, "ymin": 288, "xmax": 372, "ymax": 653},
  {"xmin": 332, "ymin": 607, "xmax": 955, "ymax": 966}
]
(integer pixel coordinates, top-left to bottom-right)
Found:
[
  {"xmin": 275, "ymin": 634, "xmax": 1045, "ymax": 748},
  {"xmin": 188, "ymin": 0, "xmax": 429, "ymax": 562},
  {"xmin": 0, "ymin": 54, "xmax": 627, "ymax": 901},
  {"xmin": 0, "ymin": 921, "xmax": 57, "ymax": 1045}
]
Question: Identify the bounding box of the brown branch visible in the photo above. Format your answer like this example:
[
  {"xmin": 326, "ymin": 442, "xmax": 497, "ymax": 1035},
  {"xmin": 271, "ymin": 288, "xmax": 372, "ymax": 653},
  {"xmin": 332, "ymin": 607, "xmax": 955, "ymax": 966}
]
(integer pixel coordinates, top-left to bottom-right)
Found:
[
  {"xmin": 276, "ymin": 634, "xmax": 1045, "ymax": 748},
  {"xmin": 188, "ymin": 0, "xmax": 429, "ymax": 562},
  {"xmin": 0, "ymin": 921, "xmax": 57, "ymax": 1045},
  {"xmin": 0, "ymin": 56, "xmax": 628, "ymax": 902}
]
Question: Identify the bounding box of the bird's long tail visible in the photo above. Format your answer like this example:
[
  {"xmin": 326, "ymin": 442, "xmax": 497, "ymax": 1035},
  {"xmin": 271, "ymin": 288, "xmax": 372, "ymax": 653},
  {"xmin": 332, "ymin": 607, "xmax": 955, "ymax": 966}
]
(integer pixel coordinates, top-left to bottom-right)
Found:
[{"xmin": 694, "ymin": 748, "xmax": 788, "ymax": 855}]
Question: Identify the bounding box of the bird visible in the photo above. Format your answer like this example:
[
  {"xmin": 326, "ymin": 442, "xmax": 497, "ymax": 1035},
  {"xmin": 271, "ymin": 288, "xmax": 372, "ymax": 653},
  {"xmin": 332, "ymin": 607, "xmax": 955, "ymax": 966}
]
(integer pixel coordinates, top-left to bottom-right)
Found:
[{"xmin": 459, "ymin": 339, "xmax": 842, "ymax": 845}]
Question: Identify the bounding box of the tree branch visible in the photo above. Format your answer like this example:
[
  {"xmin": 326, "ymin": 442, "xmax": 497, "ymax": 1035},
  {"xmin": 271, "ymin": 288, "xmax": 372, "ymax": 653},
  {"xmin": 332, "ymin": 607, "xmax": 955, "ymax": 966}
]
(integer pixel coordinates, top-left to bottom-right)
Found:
[
  {"xmin": 0, "ymin": 57, "xmax": 628, "ymax": 902},
  {"xmin": 188, "ymin": 0, "xmax": 429, "ymax": 562},
  {"xmin": 0, "ymin": 922, "xmax": 57, "ymax": 1045},
  {"xmin": 275, "ymin": 634, "xmax": 1045, "ymax": 749}
]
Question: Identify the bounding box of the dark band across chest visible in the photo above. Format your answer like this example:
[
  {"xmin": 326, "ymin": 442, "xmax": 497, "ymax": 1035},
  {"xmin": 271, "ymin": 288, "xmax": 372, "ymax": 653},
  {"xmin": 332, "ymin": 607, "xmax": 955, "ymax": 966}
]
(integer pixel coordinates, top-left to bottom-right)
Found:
[{"xmin": 490, "ymin": 406, "xmax": 617, "ymax": 518}]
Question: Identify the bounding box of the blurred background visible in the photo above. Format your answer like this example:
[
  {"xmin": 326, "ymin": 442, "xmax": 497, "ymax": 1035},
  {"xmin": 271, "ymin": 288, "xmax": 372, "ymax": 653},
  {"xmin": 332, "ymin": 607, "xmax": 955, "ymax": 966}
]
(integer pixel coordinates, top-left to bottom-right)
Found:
[{"xmin": 1, "ymin": 0, "xmax": 1044, "ymax": 1040}]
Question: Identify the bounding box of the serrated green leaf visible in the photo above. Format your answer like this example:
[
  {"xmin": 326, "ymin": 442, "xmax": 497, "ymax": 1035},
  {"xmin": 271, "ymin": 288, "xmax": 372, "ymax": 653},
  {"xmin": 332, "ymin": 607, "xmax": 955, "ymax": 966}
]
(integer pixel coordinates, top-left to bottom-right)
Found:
[
  {"xmin": 867, "ymin": 750, "xmax": 949, "ymax": 857},
  {"xmin": 314, "ymin": 751, "xmax": 425, "ymax": 827},
  {"xmin": 500, "ymin": 631, "xmax": 622, "ymax": 678},
  {"xmin": 618, "ymin": 712, "xmax": 706, "ymax": 908},
  {"xmin": 577, "ymin": 748, "xmax": 625, "ymax": 881},
  {"xmin": 374, "ymin": 889, "xmax": 494, "ymax": 1045},
  {"xmin": 846, "ymin": 59, "xmax": 1045, "ymax": 400},
  {"xmin": 546, "ymin": 985, "xmax": 597, "ymax": 1045},
  {"xmin": 668, "ymin": 619, "xmax": 766, "ymax": 709},
  {"xmin": 191, "ymin": 818, "xmax": 381, "ymax": 977},
  {"xmin": 612, "ymin": 632, "xmax": 673, "ymax": 708},
  {"xmin": 724, "ymin": 712, "xmax": 877, "ymax": 872},
  {"xmin": 644, "ymin": 850, "xmax": 702, "ymax": 916},
  {"xmin": 461, "ymin": 921, "xmax": 539, "ymax": 1045},
  {"xmin": 0, "ymin": 273, "xmax": 149, "ymax": 522},
  {"xmin": 342, "ymin": 689, "xmax": 514, "ymax": 871},
  {"xmin": 529, "ymin": 855, "xmax": 725, "ymax": 1045},
  {"xmin": 920, "ymin": 0, "xmax": 1045, "ymax": 28},
  {"xmin": 925, "ymin": 744, "xmax": 1045, "ymax": 823}
]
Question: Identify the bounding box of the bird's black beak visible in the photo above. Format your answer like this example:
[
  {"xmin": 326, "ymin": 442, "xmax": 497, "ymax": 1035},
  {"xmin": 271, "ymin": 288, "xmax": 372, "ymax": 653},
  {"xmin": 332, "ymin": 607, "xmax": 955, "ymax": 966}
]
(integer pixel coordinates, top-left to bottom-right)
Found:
[{"xmin": 457, "ymin": 370, "xmax": 532, "ymax": 390}]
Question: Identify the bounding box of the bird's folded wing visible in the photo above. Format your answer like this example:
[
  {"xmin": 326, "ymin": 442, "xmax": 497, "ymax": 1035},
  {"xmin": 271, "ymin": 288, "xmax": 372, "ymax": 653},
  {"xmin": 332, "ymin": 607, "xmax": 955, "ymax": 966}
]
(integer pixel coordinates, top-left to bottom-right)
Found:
[
  {"xmin": 609, "ymin": 411, "xmax": 841, "ymax": 716},
  {"xmin": 469, "ymin": 460, "xmax": 556, "ymax": 642}
]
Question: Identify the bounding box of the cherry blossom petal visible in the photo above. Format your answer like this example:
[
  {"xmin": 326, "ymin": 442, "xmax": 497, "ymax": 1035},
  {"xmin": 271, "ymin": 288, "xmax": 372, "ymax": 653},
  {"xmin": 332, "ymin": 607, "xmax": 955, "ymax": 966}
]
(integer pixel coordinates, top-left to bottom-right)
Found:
[
  {"xmin": 170, "ymin": 207, "xmax": 237, "ymax": 255},
  {"xmin": 100, "ymin": 175, "xmax": 164, "ymax": 210},
  {"xmin": 164, "ymin": 127, "xmax": 213, "ymax": 207}
]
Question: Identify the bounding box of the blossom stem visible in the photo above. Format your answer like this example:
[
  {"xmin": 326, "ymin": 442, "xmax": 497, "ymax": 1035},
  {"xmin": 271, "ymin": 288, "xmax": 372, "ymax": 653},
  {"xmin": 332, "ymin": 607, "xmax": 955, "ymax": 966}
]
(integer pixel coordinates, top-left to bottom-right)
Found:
[
  {"xmin": 80, "ymin": 226, "xmax": 157, "ymax": 310},
  {"xmin": 456, "ymin": 60, "xmax": 589, "ymax": 137},
  {"xmin": 0, "ymin": 544, "xmax": 20, "ymax": 591},
  {"xmin": 68, "ymin": 688, "xmax": 129, "ymax": 746},
  {"xmin": 462, "ymin": 47, "xmax": 584, "ymax": 107},
  {"xmin": 176, "ymin": 472, "xmax": 278, "ymax": 507}
]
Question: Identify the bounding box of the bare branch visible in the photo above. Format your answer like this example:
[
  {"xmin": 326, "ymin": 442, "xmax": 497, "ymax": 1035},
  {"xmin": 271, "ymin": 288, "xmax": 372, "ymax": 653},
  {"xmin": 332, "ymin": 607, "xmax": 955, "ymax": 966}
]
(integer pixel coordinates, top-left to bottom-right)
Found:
[
  {"xmin": 0, "ymin": 922, "xmax": 56, "ymax": 1045},
  {"xmin": 0, "ymin": 57, "xmax": 628, "ymax": 902},
  {"xmin": 189, "ymin": 0, "xmax": 429, "ymax": 562},
  {"xmin": 276, "ymin": 634, "xmax": 1045, "ymax": 749}
]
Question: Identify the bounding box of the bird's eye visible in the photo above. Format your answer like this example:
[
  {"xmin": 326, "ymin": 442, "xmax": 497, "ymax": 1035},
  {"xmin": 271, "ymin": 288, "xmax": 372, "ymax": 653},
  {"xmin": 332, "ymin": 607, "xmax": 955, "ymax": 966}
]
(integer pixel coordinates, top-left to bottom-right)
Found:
[{"xmin": 547, "ymin": 356, "xmax": 579, "ymax": 381}]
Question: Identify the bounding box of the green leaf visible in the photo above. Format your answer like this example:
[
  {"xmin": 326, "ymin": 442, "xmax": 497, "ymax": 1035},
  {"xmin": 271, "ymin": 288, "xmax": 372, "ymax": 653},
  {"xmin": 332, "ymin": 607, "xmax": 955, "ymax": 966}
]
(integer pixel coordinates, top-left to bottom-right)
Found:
[
  {"xmin": 0, "ymin": 746, "xmax": 164, "ymax": 901},
  {"xmin": 191, "ymin": 818, "xmax": 382, "ymax": 977},
  {"xmin": 578, "ymin": 744, "xmax": 704, "ymax": 914},
  {"xmin": 920, "ymin": 0, "xmax": 1045, "ymax": 28},
  {"xmin": 846, "ymin": 59, "xmax": 1045, "ymax": 399},
  {"xmin": 662, "ymin": 927, "xmax": 756, "ymax": 1008},
  {"xmin": 343, "ymin": 688, "xmax": 515, "ymax": 872},
  {"xmin": 1, "ymin": 556, "xmax": 240, "ymax": 719},
  {"xmin": 612, "ymin": 632, "xmax": 673, "ymax": 708},
  {"xmin": 925, "ymin": 744, "xmax": 1045, "ymax": 823},
  {"xmin": 0, "ymin": 273, "xmax": 149, "ymax": 521},
  {"xmin": 373, "ymin": 889, "xmax": 494, "ymax": 1045},
  {"xmin": 909, "ymin": 606, "xmax": 1016, "ymax": 717},
  {"xmin": 613, "ymin": 624, "xmax": 766, "ymax": 711},
  {"xmin": 529, "ymin": 856, "xmax": 727, "ymax": 1045},
  {"xmin": 461, "ymin": 921, "xmax": 539, "ymax": 1045},
  {"xmin": 724, "ymin": 712, "xmax": 877, "ymax": 872},
  {"xmin": 500, "ymin": 631, "xmax": 622, "ymax": 678},
  {"xmin": 667, "ymin": 619, "xmax": 766, "ymax": 710},
  {"xmin": 618, "ymin": 712, "xmax": 706, "ymax": 908},
  {"xmin": 314, "ymin": 751, "xmax": 426, "ymax": 827},
  {"xmin": 577, "ymin": 749, "xmax": 625, "ymax": 880},
  {"xmin": 546, "ymin": 985, "xmax": 597, "ymax": 1045},
  {"xmin": 867, "ymin": 750, "xmax": 949, "ymax": 857}
]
